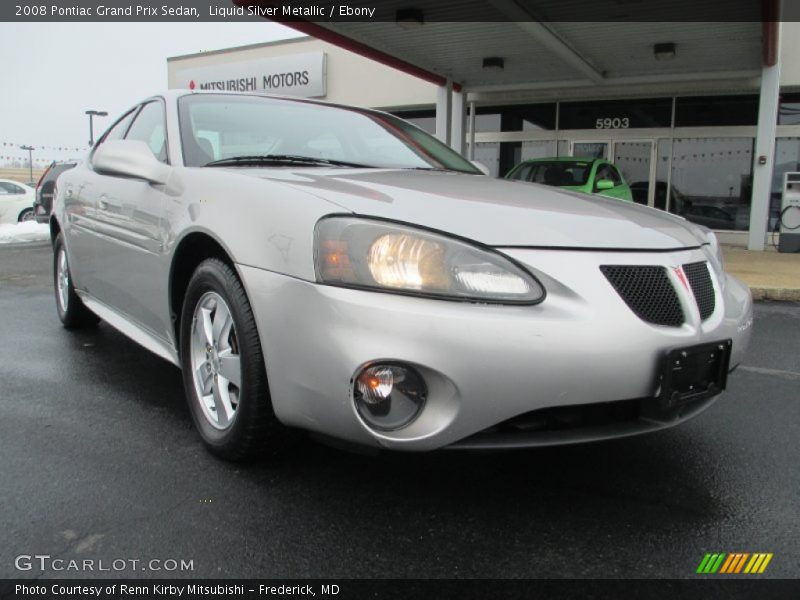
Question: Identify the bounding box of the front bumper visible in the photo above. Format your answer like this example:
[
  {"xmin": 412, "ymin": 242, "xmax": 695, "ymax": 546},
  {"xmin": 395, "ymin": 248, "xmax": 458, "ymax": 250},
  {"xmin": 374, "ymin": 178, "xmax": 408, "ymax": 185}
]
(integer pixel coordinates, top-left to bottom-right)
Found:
[{"xmin": 238, "ymin": 246, "xmax": 753, "ymax": 451}]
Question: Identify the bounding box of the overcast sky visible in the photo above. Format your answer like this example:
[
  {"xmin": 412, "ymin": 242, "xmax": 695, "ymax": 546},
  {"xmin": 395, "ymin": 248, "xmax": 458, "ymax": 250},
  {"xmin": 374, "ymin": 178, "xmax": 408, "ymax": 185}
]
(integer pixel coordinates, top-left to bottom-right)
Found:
[{"xmin": 0, "ymin": 22, "xmax": 299, "ymax": 165}]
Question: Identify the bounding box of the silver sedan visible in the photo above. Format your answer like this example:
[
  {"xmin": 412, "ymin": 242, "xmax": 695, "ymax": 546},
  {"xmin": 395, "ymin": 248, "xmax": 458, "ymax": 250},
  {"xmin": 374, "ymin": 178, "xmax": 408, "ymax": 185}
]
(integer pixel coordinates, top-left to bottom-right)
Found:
[{"xmin": 51, "ymin": 90, "xmax": 753, "ymax": 460}]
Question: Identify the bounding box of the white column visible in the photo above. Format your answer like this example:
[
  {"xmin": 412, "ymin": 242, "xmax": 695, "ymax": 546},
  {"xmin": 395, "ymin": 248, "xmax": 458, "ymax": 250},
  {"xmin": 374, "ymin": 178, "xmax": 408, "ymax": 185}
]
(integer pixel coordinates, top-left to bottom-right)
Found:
[
  {"xmin": 748, "ymin": 59, "xmax": 782, "ymax": 250},
  {"xmin": 435, "ymin": 80, "xmax": 452, "ymax": 145},
  {"xmin": 468, "ymin": 100, "xmax": 476, "ymax": 160},
  {"xmin": 450, "ymin": 88, "xmax": 465, "ymax": 154}
]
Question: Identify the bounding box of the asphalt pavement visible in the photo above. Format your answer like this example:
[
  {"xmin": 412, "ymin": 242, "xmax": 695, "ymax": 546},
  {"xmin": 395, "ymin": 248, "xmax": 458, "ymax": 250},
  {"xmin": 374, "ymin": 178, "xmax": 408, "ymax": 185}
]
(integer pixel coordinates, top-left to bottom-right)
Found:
[{"xmin": 0, "ymin": 242, "xmax": 798, "ymax": 579}]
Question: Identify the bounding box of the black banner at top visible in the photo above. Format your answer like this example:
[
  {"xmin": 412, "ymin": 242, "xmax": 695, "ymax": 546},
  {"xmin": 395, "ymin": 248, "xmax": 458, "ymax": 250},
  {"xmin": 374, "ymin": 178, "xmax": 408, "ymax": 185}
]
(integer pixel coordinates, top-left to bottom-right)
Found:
[{"xmin": 2, "ymin": 0, "xmax": 800, "ymax": 22}]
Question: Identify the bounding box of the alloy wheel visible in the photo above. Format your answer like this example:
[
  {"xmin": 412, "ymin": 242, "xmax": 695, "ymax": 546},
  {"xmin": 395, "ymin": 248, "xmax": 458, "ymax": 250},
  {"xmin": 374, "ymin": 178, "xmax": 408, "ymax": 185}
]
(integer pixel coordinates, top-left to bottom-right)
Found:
[
  {"xmin": 190, "ymin": 291, "xmax": 242, "ymax": 429},
  {"xmin": 56, "ymin": 248, "xmax": 70, "ymax": 313}
]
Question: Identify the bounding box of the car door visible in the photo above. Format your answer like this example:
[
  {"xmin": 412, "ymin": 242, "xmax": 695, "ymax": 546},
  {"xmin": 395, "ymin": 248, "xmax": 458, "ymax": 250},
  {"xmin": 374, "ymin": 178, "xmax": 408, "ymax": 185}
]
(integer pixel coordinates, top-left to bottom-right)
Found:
[
  {"xmin": 72, "ymin": 100, "xmax": 171, "ymax": 340},
  {"xmin": 65, "ymin": 108, "xmax": 138, "ymax": 293},
  {"xmin": 0, "ymin": 181, "xmax": 31, "ymax": 223}
]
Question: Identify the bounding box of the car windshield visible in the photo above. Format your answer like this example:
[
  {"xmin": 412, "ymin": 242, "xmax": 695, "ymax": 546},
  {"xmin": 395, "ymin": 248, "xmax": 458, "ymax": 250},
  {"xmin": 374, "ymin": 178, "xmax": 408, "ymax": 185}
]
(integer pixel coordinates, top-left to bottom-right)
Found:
[
  {"xmin": 178, "ymin": 94, "xmax": 479, "ymax": 174},
  {"xmin": 509, "ymin": 161, "xmax": 592, "ymax": 186}
]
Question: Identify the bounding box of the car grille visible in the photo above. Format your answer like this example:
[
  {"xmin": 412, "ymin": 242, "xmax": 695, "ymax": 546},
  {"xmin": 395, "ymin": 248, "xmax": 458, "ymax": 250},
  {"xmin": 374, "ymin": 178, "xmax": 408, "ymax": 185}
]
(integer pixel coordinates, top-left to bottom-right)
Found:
[
  {"xmin": 600, "ymin": 265, "xmax": 685, "ymax": 327},
  {"xmin": 683, "ymin": 261, "xmax": 716, "ymax": 320},
  {"xmin": 601, "ymin": 262, "xmax": 718, "ymax": 326}
]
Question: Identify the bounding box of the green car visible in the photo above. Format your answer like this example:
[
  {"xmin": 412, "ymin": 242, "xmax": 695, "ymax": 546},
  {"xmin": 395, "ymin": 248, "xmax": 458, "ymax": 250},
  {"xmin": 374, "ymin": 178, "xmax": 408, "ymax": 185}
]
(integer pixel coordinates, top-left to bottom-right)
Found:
[{"xmin": 505, "ymin": 157, "xmax": 633, "ymax": 202}]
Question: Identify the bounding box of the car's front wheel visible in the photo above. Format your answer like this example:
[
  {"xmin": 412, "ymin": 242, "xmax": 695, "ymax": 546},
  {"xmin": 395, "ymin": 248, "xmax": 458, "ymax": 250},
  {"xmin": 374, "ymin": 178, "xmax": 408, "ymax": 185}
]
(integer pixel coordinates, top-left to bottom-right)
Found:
[
  {"xmin": 179, "ymin": 258, "xmax": 284, "ymax": 461},
  {"xmin": 53, "ymin": 233, "xmax": 99, "ymax": 329}
]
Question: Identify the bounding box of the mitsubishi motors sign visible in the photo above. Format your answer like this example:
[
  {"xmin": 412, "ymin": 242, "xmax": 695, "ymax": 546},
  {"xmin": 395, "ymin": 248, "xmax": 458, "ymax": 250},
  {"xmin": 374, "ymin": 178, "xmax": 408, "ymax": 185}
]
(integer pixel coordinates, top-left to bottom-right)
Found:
[{"xmin": 172, "ymin": 52, "xmax": 327, "ymax": 98}]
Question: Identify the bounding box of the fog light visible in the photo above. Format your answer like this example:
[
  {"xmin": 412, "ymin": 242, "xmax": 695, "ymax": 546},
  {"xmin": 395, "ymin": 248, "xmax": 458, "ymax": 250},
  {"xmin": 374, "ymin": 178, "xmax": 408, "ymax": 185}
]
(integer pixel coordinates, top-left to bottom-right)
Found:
[{"xmin": 354, "ymin": 363, "xmax": 427, "ymax": 431}]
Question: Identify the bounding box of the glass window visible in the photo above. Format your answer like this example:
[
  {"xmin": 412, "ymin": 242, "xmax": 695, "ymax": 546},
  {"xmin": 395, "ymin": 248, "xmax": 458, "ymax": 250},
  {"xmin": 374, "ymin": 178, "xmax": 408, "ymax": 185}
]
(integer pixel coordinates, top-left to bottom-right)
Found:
[
  {"xmin": 178, "ymin": 94, "xmax": 479, "ymax": 174},
  {"xmin": 510, "ymin": 104, "xmax": 557, "ymax": 131},
  {"xmin": 572, "ymin": 142, "xmax": 608, "ymax": 159},
  {"xmin": 559, "ymin": 98, "xmax": 672, "ymax": 129},
  {"xmin": 0, "ymin": 182, "xmax": 24, "ymax": 194},
  {"xmin": 521, "ymin": 140, "xmax": 557, "ymax": 161},
  {"xmin": 470, "ymin": 104, "xmax": 557, "ymax": 133},
  {"xmin": 654, "ymin": 139, "xmax": 673, "ymax": 211},
  {"xmin": 675, "ymin": 95, "xmax": 759, "ymax": 127},
  {"xmin": 470, "ymin": 141, "xmax": 556, "ymax": 178},
  {"xmin": 668, "ymin": 137, "xmax": 754, "ymax": 231},
  {"xmin": 473, "ymin": 142, "xmax": 501, "ymax": 177},
  {"xmin": 595, "ymin": 164, "xmax": 622, "ymax": 188},
  {"xmin": 614, "ymin": 141, "xmax": 651, "ymax": 204},
  {"xmin": 95, "ymin": 108, "xmax": 137, "ymax": 148},
  {"xmin": 778, "ymin": 93, "xmax": 800, "ymax": 125},
  {"xmin": 125, "ymin": 101, "xmax": 168, "ymax": 163},
  {"xmin": 473, "ymin": 112, "xmax": 502, "ymax": 133},
  {"xmin": 772, "ymin": 138, "xmax": 800, "ymax": 231},
  {"xmin": 391, "ymin": 110, "xmax": 436, "ymax": 135},
  {"xmin": 508, "ymin": 160, "xmax": 592, "ymax": 186}
]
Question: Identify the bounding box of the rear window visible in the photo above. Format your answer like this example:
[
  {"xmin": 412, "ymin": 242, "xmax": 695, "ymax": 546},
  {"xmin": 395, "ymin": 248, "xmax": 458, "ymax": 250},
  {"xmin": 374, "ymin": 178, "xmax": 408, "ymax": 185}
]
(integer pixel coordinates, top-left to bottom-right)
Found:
[{"xmin": 508, "ymin": 161, "xmax": 592, "ymax": 186}]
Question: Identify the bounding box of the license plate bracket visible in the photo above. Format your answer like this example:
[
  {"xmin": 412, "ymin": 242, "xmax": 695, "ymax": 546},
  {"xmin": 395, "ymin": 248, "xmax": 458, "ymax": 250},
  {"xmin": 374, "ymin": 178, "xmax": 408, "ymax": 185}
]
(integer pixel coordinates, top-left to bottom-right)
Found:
[{"xmin": 657, "ymin": 339, "xmax": 732, "ymax": 409}]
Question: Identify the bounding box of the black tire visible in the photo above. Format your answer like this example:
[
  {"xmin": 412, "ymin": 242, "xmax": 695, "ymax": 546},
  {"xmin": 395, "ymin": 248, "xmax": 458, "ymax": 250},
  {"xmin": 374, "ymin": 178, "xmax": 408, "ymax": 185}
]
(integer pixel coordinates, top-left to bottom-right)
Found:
[
  {"xmin": 179, "ymin": 258, "xmax": 285, "ymax": 461},
  {"xmin": 53, "ymin": 233, "xmax": 99, "ymax": 329},
  {"xmin": 18, "ymin": 207, "xmax": 35, "ymax": 222}
]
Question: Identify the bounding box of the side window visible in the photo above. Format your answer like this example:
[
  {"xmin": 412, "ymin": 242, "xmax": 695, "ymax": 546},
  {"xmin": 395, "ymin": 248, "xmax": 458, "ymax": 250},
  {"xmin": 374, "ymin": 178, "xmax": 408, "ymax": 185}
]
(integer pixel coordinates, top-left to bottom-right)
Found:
[
  {"xmin": 595, "ymin": 164, "xmax": 621, "ymax": 189},
  {"xmin": 0, "ymin": 182, "xmax": 24, "ymax": 194},
  {"xmin": 95, "ymin": 109, "xmax": 137, "ymax": 149},
  {"xmin": 508, "ymin": 164, "xmax": 533, "ymax": 181},
  {"xmin": 610, "ymin": 166, "xmax": 624, "ymax": 185},
  {"xmin": 125, "ymin": 101, "xmax": 168, "ymax": 163}
]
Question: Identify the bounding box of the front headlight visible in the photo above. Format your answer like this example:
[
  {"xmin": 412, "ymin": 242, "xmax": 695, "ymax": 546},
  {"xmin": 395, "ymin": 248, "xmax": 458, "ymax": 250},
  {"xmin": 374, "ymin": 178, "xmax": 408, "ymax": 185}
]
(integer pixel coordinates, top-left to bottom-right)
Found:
[{"xmin": 314, "ymin": 216, "xmax": 545, "ymax": 304}]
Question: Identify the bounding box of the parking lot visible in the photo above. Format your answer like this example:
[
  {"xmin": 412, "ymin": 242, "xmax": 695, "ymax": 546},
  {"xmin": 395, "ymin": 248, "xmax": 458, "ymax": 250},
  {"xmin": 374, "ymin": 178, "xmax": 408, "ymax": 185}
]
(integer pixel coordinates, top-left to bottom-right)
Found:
[{"xmin": 0, "ymin": 241, "xmax": 798, "ymax": 579}]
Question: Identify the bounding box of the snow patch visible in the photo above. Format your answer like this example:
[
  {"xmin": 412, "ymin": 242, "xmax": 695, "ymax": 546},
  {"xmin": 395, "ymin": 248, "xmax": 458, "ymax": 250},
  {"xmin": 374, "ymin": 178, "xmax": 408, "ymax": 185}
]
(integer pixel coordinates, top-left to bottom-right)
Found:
[{"xmin": 0, "ymin": 222, "xmax": 51, "ymax": 244}]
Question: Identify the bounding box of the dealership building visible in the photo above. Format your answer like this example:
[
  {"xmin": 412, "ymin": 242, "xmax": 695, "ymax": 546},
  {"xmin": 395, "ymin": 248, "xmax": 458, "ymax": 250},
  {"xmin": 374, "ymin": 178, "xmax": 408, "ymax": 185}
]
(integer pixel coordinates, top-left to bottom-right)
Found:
[{"xmin": 168, "ymin": 16, "xmax": 800, "ymax": 250}]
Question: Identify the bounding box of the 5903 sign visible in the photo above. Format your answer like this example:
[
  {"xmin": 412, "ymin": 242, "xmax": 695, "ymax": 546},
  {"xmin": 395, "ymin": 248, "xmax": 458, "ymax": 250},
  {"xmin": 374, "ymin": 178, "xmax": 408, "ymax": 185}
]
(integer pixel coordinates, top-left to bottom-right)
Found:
[{"xmin": 595, "ymin": 117, "xmax": 630, "ymax": 129}]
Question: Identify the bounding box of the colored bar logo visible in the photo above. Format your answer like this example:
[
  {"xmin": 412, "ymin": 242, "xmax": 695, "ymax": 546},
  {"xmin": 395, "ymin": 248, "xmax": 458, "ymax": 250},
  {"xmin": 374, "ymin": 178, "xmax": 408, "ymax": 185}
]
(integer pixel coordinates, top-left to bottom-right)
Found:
[{"xmin": 696, "ymin": 553, "xmax": 773, "ymax": 574}]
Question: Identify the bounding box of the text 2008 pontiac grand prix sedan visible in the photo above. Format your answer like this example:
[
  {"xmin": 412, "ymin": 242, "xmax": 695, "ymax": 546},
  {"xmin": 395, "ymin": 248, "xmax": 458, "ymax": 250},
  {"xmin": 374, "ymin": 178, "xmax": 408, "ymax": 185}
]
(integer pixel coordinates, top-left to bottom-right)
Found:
[{"xmin": 51, "ymin": 91, "xmax": 753, "ymax": 460}]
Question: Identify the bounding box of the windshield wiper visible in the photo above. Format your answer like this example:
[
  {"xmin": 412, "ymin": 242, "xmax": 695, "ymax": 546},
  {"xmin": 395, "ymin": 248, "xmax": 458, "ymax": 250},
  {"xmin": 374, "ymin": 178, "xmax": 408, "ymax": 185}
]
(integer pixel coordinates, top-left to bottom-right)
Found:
[{"xmin": 203, "ymin": 154, "xmax": 372, "ymax": 168}]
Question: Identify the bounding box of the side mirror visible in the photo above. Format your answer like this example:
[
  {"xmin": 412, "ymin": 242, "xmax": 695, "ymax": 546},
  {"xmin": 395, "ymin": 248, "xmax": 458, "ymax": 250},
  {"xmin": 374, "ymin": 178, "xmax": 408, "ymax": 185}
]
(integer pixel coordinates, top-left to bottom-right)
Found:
[
  {"xmin": 595, "ymin": 179, "xmax": 615, "ymax": 191},
  {"xmin": 92, "ymin": 140, "xmax": 172, "ymax": 185},
  {"xmin": 471, "ymin": 160, "xmax": 491, "ymax": 176}
]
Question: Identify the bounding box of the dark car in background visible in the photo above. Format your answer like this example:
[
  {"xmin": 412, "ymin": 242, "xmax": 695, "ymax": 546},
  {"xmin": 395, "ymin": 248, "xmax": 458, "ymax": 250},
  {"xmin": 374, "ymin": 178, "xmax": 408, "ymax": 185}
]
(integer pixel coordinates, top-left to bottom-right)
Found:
[
  {"xmin": 630, "ymin": 180, "xmax": 686, "ymax": 211},
  {"xmin": 34, "ymin": 161, "xmax": 78, "ymax": 223}
]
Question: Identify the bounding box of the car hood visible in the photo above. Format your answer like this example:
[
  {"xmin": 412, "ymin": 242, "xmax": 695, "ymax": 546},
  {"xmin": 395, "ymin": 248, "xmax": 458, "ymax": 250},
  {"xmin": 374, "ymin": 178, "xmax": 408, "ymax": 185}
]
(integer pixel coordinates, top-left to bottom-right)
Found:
[{"xmin": 240, "ymin": 168, "xmax": 702, "ymax": 250}]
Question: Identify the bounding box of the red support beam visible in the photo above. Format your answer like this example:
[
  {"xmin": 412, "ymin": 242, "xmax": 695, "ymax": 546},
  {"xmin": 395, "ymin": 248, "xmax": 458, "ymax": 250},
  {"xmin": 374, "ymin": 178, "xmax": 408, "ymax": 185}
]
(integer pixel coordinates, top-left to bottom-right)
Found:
[{"xmin": 761, "ymin": 0, "xmax": 780, "ymax": 67}]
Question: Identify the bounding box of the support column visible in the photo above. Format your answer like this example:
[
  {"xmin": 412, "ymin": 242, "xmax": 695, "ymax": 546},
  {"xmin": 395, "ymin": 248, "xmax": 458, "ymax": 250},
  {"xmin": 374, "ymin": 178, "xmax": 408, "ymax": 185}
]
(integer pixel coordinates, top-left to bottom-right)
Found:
[
  {"xmin": 451, "ymin": 88, "xmax": 466, "ymax": 154},
  {"xmin": 435, "ymin": 80, "xmax": 452, "ymax": 145},
  {"xmin": 468, "ymin": 100, "xmax": 476, "ymax": 160},
  {"xmin": 748, "ymin": 59, "xmax": 781, "ymax": 250}
]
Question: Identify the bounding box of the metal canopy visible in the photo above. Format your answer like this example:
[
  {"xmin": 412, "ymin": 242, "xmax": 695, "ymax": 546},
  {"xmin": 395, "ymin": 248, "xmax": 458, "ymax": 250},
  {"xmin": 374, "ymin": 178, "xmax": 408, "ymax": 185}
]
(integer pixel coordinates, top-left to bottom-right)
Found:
[{"xmin": 278, "ymin": 0, "xmax": 768, "ymax": 99}]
